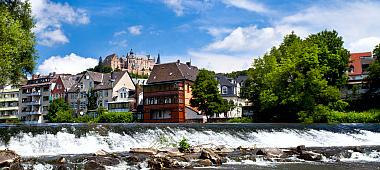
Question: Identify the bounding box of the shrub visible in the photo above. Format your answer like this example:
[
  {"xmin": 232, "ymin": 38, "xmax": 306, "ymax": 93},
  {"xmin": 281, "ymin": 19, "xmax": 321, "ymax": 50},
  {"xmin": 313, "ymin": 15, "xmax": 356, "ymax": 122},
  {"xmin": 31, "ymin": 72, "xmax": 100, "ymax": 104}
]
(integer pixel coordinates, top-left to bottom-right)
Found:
[
  {"xmin": 227, "ymin": 117, "xmax": 253, "ymax": 123},
  {"xmin": 179, "ymin": 138, "xmax": 191, "ymax": 152},
  {"xmin": 75, "ymin": 115, "xmax": 96, "ymax": 123},
  {"xmin": 97, "ymin": 112, "xmax": 133, "ymax": 123},
  {"xmin": 53, "ymin": 110, "xmax": 74, "ymax": 123}
]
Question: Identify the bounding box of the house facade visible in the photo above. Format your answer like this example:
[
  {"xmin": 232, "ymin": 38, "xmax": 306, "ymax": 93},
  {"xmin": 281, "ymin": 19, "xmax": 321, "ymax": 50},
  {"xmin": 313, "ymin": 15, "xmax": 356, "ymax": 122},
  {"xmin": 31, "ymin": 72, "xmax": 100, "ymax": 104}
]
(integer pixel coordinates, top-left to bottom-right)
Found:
[
  {"xmin": 51, "ymin": 74, "xmax": 81, "ymax": 101},
  {"xmin": 0, "ymin": 85, "xmax": 21, "ymax": 123},
  {"xmin": 67, "ymin": 71, "xmax": 136, "ymax": 114},
  {"xmin": 342, "ymin": 52, "xmax": 376, "ymax": 99},
  {"xmin": 19, "ymin": 73, "xmax": 58, "ymax": 123},
  {"xmin": 143, "ymin": 61, "xmax": 201, "ymax": 123},
  {"xmin": 215, "ymin": 74, "xmax": 250, "ymax": 118},
  {"xmin": 102, "ymin": 50, "xmax": 159, "ymax": 76}
]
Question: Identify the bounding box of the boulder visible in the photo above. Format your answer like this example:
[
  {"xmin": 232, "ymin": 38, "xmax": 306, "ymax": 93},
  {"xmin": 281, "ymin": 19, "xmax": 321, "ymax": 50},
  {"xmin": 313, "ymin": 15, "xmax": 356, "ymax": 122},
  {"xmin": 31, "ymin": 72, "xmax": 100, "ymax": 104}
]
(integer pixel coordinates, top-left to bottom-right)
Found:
[
  {"xmin": 95, "ymin": 149, "xmax": 109, "ymax": 156},
  {"xmin": 298, "ymin": 151, "xmax": 323, "ymax": 161},
  {"xmin": 214, "ymin": 146, "xmax": 234, "ymax": 154},
  {"xmin": 55, "ymin": 164, "xmax": 67, "ymax": 170},
  {"xmin": 353, "ymin": 146, "xmax": 365, "ymax": 153},
  {"xmin": 191, "ymin": 146, "xmax": 201, "ymax": 153},
  {"xmin": 148, "ymin": 157, "xmax": 172, "ymax": 169},
  {"xmin": 84, "ymin": 160, "xmax": 105, "ymax": 170},
  {"xmin": 256, "ymin": 148, "xmax": 285, "ymax": 158},
  {"xmin": 86, "ymin": 156, "xmax": 120, "ymax": 166},
  {"xmin": 296, "ymin": 145, "xmax": 306, "ymax": 153},
  {"xmin": 9, "ymin": 163, "xmax": 23, "ymax": 170},
  {"xmin": 199, "ymin": 148, "xmax": 222, "ymax": 166},
  {"xmin": 0, "ymin": 150, "xmax": 20, "ymax": 168},
  {"xmin": 57, "ymin": 157, "xmax": 66, "ymax": 164},
  {"xmin": 124, "ymin": 156, "xmax": 139, "ymax": 165},
  {"xmin": 195, "ymin": 159, "xmax": 212, "ymax": 167},
  {"xmin": 130, "ymin": 148, "xmax": 158, "ymax": 155}
]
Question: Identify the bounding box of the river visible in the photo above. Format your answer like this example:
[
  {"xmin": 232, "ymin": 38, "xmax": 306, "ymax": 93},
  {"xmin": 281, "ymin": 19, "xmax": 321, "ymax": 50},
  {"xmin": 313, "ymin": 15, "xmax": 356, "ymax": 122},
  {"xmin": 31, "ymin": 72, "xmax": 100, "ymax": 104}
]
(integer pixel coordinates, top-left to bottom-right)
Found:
[{"xmin": 0, "ymin": 123, "xmax": 379, "ymax": 169}]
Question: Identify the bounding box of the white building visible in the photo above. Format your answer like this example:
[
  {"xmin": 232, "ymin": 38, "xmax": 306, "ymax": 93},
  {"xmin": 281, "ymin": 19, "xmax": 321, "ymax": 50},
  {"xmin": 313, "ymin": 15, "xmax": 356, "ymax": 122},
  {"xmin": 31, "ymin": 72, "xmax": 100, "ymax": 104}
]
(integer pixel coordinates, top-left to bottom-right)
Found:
[{"xmin": 0, "ymin": 85, "xmax": 21, "ymax": 123}]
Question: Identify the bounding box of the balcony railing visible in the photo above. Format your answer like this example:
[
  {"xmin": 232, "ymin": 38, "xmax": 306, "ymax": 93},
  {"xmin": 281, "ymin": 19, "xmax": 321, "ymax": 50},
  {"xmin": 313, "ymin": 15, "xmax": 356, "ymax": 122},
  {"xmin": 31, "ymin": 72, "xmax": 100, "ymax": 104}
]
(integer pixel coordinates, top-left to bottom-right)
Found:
[
  {"xmin": 25, "ymin": 91, "xmax": 41, "ymax": 96},
  {"xmin": 25, "ymin": 100, "xmax": 41, "ymax": 105}
]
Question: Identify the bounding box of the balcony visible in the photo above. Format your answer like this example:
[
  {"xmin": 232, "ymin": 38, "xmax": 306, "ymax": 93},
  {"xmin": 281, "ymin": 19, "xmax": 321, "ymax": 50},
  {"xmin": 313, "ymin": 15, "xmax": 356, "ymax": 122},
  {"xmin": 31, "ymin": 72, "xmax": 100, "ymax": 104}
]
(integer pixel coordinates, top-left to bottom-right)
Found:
[
  {"xmin": 25, "ymin": 100, "xmax": 41, "ymax": 105},
  {"xmin": 0, "ymin": 106, "xmax": 18, "ymax": 111},
  {"xmin": 21, "ymin": 111, "xmax": 40, "ymax": 115},
  {"xmin": 25, "ymin": 91, "xmax": 41, "ymax": 96},
  {"xmin": 0, "ymin": 98, "xmax": 18, "ymax": 102}
]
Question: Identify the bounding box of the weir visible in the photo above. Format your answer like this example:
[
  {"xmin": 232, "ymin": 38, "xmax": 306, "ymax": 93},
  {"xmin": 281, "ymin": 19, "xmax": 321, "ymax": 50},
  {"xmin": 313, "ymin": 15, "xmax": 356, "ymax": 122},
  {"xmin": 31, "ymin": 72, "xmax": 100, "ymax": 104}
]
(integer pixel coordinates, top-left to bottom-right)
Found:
[{"xmin": 0, "ymin": 123, "xmax": 379, "ymax": 157}]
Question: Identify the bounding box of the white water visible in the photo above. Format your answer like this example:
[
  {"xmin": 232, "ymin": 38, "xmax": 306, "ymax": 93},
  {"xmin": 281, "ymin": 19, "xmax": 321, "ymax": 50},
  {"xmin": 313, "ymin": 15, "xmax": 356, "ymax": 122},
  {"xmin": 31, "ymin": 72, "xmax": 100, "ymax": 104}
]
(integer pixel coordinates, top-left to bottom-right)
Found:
[{"xmin": 1, "ymin": 127, "xmax": 380, "ymax": 157}]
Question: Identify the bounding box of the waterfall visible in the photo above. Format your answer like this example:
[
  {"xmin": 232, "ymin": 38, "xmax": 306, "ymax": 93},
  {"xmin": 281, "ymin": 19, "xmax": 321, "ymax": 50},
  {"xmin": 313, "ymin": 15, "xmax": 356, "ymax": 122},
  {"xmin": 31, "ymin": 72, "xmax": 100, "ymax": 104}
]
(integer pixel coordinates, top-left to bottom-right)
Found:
[{"xmin": 0, "ymin": 123, "xmax": 379, "ymax": 157}]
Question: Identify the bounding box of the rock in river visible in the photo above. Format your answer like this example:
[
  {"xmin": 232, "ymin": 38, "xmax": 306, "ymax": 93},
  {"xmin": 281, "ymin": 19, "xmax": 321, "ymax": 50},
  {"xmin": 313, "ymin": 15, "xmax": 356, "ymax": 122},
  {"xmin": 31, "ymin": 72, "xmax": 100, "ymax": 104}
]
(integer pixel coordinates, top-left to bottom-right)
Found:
[
  {"xmin": 84, "ymin": 160, "xmax": 106, "ymax": 170},
  {"xmin": 0, "ymin": 149, "xmax": 20, "ymax": 168},
  {"xmin": 199, "ymin": 148, "xmax": 222, "ymax": 166}
]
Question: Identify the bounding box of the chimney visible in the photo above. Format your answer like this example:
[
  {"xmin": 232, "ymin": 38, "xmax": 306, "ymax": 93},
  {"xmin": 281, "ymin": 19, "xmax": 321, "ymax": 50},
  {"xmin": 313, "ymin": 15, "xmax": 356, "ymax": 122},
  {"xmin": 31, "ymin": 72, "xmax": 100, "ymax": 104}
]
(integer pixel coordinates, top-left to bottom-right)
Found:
[
  {"xmin": 186, "ymin": 61, "xmax": 191, "ymax": 67},
  {"xmin": 32, "ymin": 74, "xmax": 38, "ymax": 80},
  {"xmin": 110, "ymin": 72, "xmax": 116, "ymax": 87},
  {"xmin": 177, "ymin": 59, "xmax": 180, "ymax": 63}
]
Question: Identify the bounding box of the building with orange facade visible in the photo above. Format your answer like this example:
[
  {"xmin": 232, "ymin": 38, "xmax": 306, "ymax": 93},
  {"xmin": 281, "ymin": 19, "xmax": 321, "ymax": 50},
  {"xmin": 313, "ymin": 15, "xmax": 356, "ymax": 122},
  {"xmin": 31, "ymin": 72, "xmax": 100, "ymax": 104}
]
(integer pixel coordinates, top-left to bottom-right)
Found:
[{"xmin": 143, "ymin": 60, "xmax": 202, "ymax": 123}]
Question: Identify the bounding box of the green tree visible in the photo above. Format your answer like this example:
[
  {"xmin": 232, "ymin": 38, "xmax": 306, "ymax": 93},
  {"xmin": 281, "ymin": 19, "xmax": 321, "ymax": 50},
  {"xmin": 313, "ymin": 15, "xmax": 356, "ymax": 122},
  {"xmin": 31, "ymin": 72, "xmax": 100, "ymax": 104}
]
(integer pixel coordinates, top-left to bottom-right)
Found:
[
  {"xmin": 87, "ymin": 89, "xmax": 98, "ymax": 110},
  {"xmin": 53, "ymin": 110, "xmax": 74, "ymax": 123},
  {"xmin": 0, "ymin": 0, "xmax": 36, "ymax": 85},
  {"xmin": 47, "ymin": 98, "xmax": 71, "ymax": 122},
  {"xmin": 246, "ymin": 30, "xmax": 348, "ymax": 122},
  {"xmin": 190, "ymin": 69, "xmax": 225, "ymax": 117},
  {"xmin": 97, "ymin": 112, "xmax": 133, "ymax": 123}
]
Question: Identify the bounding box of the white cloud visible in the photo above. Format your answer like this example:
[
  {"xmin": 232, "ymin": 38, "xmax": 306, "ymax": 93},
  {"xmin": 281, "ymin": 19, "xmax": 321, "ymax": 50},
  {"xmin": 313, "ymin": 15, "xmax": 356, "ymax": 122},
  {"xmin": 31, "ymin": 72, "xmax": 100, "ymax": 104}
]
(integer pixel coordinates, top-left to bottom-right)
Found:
[
  {"xmin": 30, "ymin": 0, "xmax": 90, "ymax": 46},
  {"xmin": 222, "ymin": 0, "xmax": 268, "ymax": 13},
  {"xmin": 38, "ymin": 53, "xmax": 98, "ymax": 75},
  {"xmin": 203, "ymin": 27, "xmax": 233, "ymax": 39},
  {"xmin": 278, "ymin": 1, "xmax": 380, "ymax": 52},
  {"xmin": 162, "ymin": 0, "xmax": 212, "ymax": 16},
  {"xmin": 163, "ymin": 0, "xmax": 185, "ymax": 16},
  {"xmin": 348, "ymin": 37, "xmax": 380, "ymax": 53},
  {"xmin": 128, "ymin": 25, "xmax": 143, "ymax": 35},
  {"xmin": 189, "ymin": 51, "xmax": 252, "ymax": 73},
  {"xmin": 113, "ymin": 30, "xmax": 127, "ymax": 37},
  {"xmin": 195, "ymin": 1, "xmax": 380, "ymax": 73}
]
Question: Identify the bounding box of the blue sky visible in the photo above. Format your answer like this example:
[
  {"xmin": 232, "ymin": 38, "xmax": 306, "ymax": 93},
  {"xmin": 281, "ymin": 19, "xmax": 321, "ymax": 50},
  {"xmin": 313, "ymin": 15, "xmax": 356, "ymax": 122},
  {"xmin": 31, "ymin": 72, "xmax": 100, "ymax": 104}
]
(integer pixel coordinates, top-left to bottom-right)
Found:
[{"xmin": 32, "ymin": 0, "xmax": 380, "ymax": 74}]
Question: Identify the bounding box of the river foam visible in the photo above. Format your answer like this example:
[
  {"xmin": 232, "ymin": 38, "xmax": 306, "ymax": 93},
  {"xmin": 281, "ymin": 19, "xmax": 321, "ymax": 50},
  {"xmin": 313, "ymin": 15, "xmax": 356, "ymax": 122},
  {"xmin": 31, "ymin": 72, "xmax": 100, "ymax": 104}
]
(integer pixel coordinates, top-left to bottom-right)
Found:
[{"xmin": 0, "ymin": 123, "xmax": 379, "ymax": 157}]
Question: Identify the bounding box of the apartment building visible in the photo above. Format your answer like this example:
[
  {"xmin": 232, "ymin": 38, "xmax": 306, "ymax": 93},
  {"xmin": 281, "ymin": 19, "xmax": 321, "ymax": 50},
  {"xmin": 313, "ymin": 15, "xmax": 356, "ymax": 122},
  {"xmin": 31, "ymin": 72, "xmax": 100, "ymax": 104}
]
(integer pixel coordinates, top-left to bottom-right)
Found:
[
  {"xmin": 143, "ymin": 60, "xmax": 202, "ymax": 123},
  {"xmin": 0, "ymin": 85, "xmax": 21, "ymax": 123},
  {"xmin": 342, "ymin": 52, "xmax": 376, "ymax": 99},
  {"xmin": 19, "ymin": 73, "xmax": 58, "ymax": 123},
  {"xmin": 67, "ymin": 71, "xmax": 135, "ymax": 114}
]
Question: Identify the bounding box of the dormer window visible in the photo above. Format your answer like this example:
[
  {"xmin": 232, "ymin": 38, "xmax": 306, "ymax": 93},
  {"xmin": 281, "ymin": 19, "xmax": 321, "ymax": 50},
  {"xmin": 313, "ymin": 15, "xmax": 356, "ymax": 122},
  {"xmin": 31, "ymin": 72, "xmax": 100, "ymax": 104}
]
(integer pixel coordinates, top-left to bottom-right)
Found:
[{"xmin": 222, "ymin": 86, "xmax": 228, "ymax": 94}]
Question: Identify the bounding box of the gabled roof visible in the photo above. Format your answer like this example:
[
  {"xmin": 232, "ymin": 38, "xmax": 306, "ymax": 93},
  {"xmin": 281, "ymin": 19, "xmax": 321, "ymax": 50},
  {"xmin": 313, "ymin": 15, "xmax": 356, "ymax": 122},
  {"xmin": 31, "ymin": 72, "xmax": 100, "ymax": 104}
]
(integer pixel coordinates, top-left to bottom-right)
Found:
[
  {"xmin": 216, "ymin": 74, "xmax": 234, "ymax": 87},
  {"xmin": 147, "ymin": 62, "xmax": 198, "ymax": 84},
  {"xmin": 93, "ymin": 71, "xmax": 128, "ymax": 90},
  {"xmin": 60, "ymin": 74, "xmax": 82, "ymax": 90},
  {"xmin": 87, "ymin": 71, "xmax": 104, "ymax": 82},
  {"xmin": 236, "ymin": 75, "xmax": 248, "ymax": 84}
]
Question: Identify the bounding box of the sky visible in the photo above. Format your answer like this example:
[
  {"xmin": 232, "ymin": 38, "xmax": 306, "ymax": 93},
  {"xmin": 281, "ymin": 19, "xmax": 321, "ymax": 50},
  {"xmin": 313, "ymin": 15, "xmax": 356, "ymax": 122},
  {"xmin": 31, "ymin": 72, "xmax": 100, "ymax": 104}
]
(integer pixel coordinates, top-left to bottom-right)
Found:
[{"xmin": 32, "ymin": 0, "xmax": 380, "ymax": 74}]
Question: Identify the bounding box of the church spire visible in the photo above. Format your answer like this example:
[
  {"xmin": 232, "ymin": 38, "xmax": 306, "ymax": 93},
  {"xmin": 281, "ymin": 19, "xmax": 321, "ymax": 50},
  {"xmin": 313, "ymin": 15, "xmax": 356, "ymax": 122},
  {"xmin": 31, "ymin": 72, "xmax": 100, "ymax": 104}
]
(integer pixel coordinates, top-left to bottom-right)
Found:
[{"xmin": 156, "ymin": 53, "xmax": 161, "ymax": 64}]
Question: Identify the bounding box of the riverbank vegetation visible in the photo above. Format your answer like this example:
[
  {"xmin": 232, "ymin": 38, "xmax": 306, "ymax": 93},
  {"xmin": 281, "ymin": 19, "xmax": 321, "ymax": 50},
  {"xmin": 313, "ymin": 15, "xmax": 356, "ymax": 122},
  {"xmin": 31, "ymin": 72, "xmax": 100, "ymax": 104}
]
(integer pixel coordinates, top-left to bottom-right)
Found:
[
  {"xmin": 47, "ymin": 99, "xmax": 134, "ymax": 123},
  {"xmin": 240, "ymin": 30, "xmax": 380, "ymax": 123}
]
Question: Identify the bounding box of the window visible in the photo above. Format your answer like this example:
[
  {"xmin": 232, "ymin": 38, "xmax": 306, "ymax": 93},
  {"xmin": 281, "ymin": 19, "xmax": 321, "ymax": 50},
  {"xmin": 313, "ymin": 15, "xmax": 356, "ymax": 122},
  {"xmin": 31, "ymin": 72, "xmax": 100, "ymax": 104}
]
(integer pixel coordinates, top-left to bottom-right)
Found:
[
  {"xmin": 80, "ymin": 82, "xmax": 84, "ymax": 89},
  {"xmin": 123, "ymin": 93, "xmax": 127, "ymax": 98},
  {"xmin": 104, "ymin": 90, "xmax": 108, "ymax": 97},
  {"xmin": 43, "ymin": 96, "xmax": 49, "ymax": 101},
  {"xmin": 349, "ymin": 65, "xmax": 354, "ymax": 73},
  {"xmin": 222, "ymin": 86, "xmax": 228, "ymax": 94}
]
